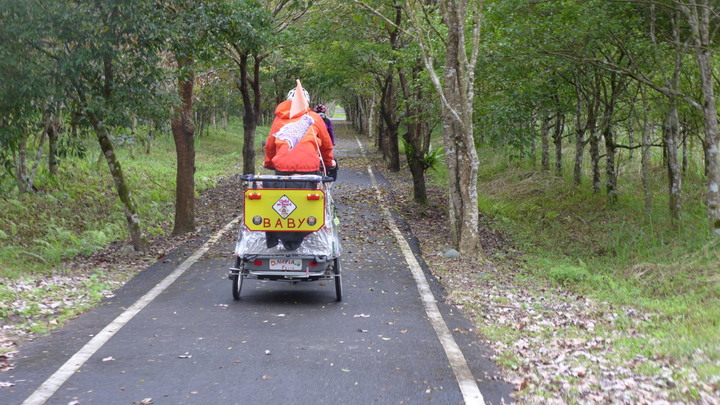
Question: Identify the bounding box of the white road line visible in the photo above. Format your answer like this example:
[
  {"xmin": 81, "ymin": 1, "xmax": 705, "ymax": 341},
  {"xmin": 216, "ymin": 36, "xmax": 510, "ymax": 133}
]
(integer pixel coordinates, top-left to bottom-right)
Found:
[
  {"xmin": 356, "ymin": 137, "xmax": 485, "ymax": 405},
  {"xmin": 22, "ymin": 217, "xmax": 242, "ymax": 405}
]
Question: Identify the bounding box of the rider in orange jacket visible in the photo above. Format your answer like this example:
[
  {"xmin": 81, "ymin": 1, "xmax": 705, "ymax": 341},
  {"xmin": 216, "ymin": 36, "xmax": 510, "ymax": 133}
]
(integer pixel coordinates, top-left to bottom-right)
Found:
[
  {"xmin": 263, "ymin": 85, "xmax": 335, "ymax": 175},
  {"xmin": 261, "ymin": 82, "xmax": 336, "ymax": 250}
]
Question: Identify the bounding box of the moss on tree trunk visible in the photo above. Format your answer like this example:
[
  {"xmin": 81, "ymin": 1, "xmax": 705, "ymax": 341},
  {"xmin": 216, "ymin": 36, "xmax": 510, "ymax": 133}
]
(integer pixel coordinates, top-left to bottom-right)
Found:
[{"xmin": 89, "ymin": 113, "xmax": 147, "ymax": 252}]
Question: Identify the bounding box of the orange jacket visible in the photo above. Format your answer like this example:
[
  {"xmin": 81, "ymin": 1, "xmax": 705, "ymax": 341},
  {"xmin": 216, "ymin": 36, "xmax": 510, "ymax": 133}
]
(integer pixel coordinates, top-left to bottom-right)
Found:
[{"xmin": 263, "ymin": 100, "xmax": 335, "ymax": 173}]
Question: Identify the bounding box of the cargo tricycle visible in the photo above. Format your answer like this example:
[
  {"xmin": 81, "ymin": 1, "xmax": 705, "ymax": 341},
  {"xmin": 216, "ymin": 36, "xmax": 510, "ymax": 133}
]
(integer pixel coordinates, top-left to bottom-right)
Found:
[{"xmin": 229, "ymin": 174, "xmax": 342, "ymax": 301}]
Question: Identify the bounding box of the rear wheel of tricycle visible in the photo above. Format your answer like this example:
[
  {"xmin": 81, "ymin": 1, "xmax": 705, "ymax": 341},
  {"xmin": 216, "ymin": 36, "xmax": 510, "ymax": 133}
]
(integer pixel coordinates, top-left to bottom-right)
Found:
[
  {"xmin": 334, "ymin": 258, "xmax": 342, "ymax": 302},
  {"xmin": 232, "ymin": 273, "xmax": 243, "ymax": 301}
]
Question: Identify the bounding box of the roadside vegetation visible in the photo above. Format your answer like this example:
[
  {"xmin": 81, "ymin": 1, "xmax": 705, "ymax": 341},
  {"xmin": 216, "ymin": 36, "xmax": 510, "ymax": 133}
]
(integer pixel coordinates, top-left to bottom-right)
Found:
[
  {"xmin": 409, "ymin": 134, "xmax": 720, "ymax": 401},
  {"xmin": 472, "ymin": 144, "xmax": 719, "ymax": 365},
  {"xmin": 0, "ymin": 122, "xmax": 258, "ymax": 337}
]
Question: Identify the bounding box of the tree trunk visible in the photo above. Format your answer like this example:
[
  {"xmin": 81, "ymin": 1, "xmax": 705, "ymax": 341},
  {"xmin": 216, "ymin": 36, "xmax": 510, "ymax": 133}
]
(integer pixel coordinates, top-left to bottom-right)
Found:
[
  {"xmin": 572, "ymin": 75, "xmax": 585, "ymax": 185},
  {"xmin": 383, "ymin": 5, "xmax": 403, "ymax": 172},
  {"xmin": 14, "ymin": 137, "xmax": 30, "ymax": 193},
  {"xmin": 145, "ymin": 121, "xmax": 154, "ymax": 154},
  {"xmin": 553, "ymin": 113, "xmax": 564, "ymax": 177},
  {"xmin": 237, "ymin": 52, "xmax": 259, "ymax": 175},
  {"xmin": 88, "ymin": 112, "xmax": 147, "ymax": 251},
  {"xmin": 590, "ymin": 131, "xmax": 601, "ymax": 193},
  {"xmin": 664, "ymin": 100, "xmax": 682, "ymax": 222},
  {"xmin": 440, "ymin": 0, "xmax": 481, "ymax": 258},
  {"xmin": 379, "ymin": 73, "xmax": 400, "ymax": 172},
  {"xmin": 529, "ymin": 120, "xmax": 537, "ymax": 166},
  {"xmin": 195, "ymin": 110, "xmax": 205, "ymax": 139},
  {"xmin": 405, "ymin": 0, "xmax": 482, "ymax": 258},
  {"xmin": 171, "ymin": 56, "xmax": 196, "ymax": 236},
  {"xmin": 376, "ymin": 116, "xmax": 384, "ymax": 150},
  {"xmin": 399, "ymin": 66, "xmax": 431, "ymax": 204},
  {"xmin": 573, "ymin": 127, "xmax": 585, "ymax": 186},
  {"xmin": 48, "ymin": 115, "xmax": 59, "ymax": 175},
  {"xmin": 573, "ymin": 77, "xmax": 599, "ymax": 186},
  {"xmin": 27, "ymin": 129, "xmax": 46, "ymax": 189},
  {"xmin": 681, "ymin": 121, "xmax": 688, "ymax": 174},
  {"xmin": 14, "ymin": 127, "xmax": 46, "ymax": 193},
  {"xmin": 641, "ymin": 88, "xmax": 652, "ymax": 215},
  {"xmin": 684, "ymin": 0, "xmax": 720, "ymax": 234},
  {"xmin": 703, "ymin": 136, "xmax": 720, "ymax": 233},
  {"xmin": 353, "ymin": 96, "xmax": 364, "ymax": 134},
  {"xmin": 541, "ymin": 114, "xmax": 551, "ymax": 171},
  {"xmin": 604, "ymin": 125, "xmax": 618, "ymax": 205},
  {"xmin": 368, "ymin": 95, "xmax": 378, "ymax": 140},
  {"xmin": 405, "ymin": 130, "xmax": 429, "ymax": 205}
]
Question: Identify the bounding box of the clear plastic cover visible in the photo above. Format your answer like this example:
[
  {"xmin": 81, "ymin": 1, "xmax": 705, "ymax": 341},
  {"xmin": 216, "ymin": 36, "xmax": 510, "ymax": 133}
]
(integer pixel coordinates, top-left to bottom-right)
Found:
[{"xmin": 235, "ymin": 178, "xmax": 341, "ymax": 258}]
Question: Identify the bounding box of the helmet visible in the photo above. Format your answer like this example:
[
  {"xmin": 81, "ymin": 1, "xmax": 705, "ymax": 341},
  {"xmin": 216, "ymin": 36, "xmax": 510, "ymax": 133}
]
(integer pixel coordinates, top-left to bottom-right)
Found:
[
  {"xmin": 314, "ymin": 104, "xmax": 326, "ymax": 114},
  {"xmin": 286, "ymin": 88, "xmax": 310, "ymax": 103}
]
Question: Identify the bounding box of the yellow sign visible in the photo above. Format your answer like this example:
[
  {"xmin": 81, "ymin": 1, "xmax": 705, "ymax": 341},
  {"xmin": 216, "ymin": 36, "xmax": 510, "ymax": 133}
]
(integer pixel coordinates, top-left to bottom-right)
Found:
[{"xmin": 244, "ymin": 188, "xmax": 325, "ymax": 232}]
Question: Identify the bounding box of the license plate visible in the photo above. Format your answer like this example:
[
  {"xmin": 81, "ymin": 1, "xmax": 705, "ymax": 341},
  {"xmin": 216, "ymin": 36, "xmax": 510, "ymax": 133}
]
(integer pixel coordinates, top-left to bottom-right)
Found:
[{"xmin": 269, "ymin": 259, "xmax": 302, "ymax": 270}]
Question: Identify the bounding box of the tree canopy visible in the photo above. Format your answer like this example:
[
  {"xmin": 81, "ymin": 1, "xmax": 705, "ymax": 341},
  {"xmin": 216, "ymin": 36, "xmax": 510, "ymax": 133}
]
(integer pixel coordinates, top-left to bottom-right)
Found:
[{"xmin": 1, "ymin": 0, "xmax": 719, "ymax": 246}]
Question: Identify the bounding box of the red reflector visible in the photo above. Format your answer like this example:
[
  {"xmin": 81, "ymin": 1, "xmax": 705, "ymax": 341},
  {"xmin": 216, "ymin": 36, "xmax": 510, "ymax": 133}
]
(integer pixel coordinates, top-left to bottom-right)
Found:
[
  {"xmin": 307, "ymin": 193, "xmax": 320, "ymax": 200},
  {"xmin": 248, "ymin": 193, "xmax": 261, "ymax": 200},
  {"xmin": 253, "ymin": 260, "xmax": 263, "ymax": 266},
  {"xmin": 309, "ymin": 260, "xmax": 319, "ymax": 267}
]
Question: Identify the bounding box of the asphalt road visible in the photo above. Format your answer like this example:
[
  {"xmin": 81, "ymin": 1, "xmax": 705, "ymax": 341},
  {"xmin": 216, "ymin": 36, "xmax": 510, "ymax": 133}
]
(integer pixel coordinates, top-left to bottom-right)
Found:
[{"xmin": 2, "ymin": 125, "xmax": 514, "ymax": 405}]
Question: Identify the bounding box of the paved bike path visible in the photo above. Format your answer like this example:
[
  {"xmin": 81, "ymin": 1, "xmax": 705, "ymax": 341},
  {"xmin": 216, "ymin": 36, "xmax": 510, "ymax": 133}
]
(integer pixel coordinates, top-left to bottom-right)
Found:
[{"xmin": 2, "ymin": 124, "xmax": 513, "ymax": 404}]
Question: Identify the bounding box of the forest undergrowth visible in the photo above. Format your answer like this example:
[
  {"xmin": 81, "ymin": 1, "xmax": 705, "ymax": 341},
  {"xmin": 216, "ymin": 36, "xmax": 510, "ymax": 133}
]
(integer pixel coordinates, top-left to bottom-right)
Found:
[
  {"xmin": 373, "ymin": 141, "xmax": 719, "ymax": 403},
  {"xmin": 0, "ymin": 122, "xmax": 257, "ymax": 340}
]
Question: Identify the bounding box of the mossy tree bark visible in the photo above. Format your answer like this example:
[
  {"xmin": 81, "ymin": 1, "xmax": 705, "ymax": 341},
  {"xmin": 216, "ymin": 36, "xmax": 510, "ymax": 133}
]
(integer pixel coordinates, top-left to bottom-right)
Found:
[
  {"xmin": 378, "ymin": 72, "xmax": 400, "ymax": 172},
  {"xmin": 438, "ymin": 0, "xmax": 482, "ymax": 258},
  {"xmin": 87, "ymin": 111, "xmax": 147, "ymax": 251},
  {"xmin": 404, "ymin": 0, "xmax": 484, "ymax": 258}
]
